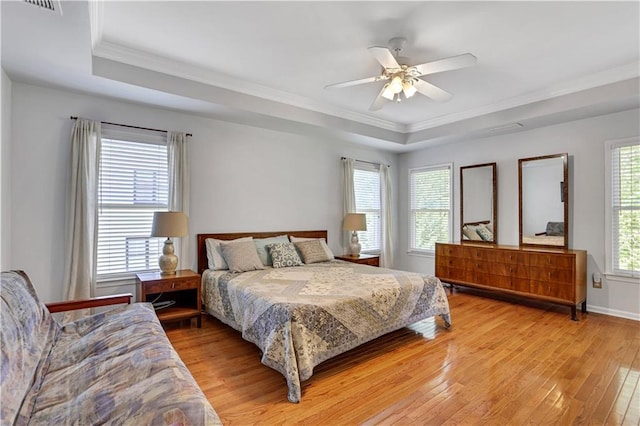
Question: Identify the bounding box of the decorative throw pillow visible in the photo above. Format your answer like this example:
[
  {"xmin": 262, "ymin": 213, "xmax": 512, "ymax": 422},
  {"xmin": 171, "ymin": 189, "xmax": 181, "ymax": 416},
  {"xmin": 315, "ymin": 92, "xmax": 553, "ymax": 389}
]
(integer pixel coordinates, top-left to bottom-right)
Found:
[
  {"xmin": 294, "ymin": 240, "xmax": 333, "ymax": 264},
  {"xmin": 289, "ymin": 236, "xmax": 334, "ymax": 260},
  {"xmin": 476, "ymin": 224, "xmax": 493, "ymax": 241},
  {"xmin": 266, "ymin": 242, "xmax": 303, "ymax": 268},
  {"xmin": 254, "ymin": 235, "xmax": 289, "ymax": 266},
  {"xmin": 219, "ymin": 240, "xmax": 264, "ymax": 273},
  {"xmin": 205, "ymin": 236, "xmax": 253, "ymax": 270}
]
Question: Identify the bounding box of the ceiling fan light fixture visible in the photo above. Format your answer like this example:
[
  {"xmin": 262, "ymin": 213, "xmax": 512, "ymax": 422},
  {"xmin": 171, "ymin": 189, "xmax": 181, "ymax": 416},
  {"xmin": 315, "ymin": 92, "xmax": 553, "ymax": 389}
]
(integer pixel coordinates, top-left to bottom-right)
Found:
[
  {"xmin": 389, "ymin": 76, "xmax": 403, "ymax": 94},
  {"xmin": 402, "ymin": 80, "xmax": 417, "ymax": 98},
  {"xmin": 381, "ymin": 84, "xmax": 395, "ymax": 100}
]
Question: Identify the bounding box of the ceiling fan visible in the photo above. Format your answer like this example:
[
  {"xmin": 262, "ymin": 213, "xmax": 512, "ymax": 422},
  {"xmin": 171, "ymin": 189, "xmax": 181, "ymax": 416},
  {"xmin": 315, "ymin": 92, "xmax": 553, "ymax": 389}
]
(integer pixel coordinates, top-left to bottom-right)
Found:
[{"xmin": 325, "ymin": 37, "xmax": 477, "ymax": 111}]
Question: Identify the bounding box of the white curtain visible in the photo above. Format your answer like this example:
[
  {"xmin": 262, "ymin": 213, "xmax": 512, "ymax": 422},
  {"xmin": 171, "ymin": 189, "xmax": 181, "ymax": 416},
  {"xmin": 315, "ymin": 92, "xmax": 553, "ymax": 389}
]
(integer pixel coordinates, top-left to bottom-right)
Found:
[
  {"xmin": 342, "ymin": 158, "xmax": 356, "ymax": 251},
  {"xmin": 167, "ymin": 131, "xmax": 190, "ymax": 269},
  {"xmin": 63, "ymin": 119, "xmax": 101, "ymax": 302},
  {"xmin": 380, "ymin": 165, "xmax": 394, "ymax": 268}
]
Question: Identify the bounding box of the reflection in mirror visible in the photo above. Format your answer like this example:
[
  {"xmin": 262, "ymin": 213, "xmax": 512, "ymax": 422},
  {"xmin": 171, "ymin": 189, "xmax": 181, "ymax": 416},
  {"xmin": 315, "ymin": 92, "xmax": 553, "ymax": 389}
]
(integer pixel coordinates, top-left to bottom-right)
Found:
[
  {"xmin": 460, "ymin": 163, "xmax": 497, "ymax": 244},
  {"xmin": 519, "ymin": 153, "xmax": 568, "ymax": 248}
]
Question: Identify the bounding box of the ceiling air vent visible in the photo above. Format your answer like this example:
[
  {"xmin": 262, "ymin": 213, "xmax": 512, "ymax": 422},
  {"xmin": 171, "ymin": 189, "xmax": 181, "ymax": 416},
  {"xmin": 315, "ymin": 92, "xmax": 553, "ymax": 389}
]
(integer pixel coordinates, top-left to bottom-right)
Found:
[{"xmin": 23, "ymin": 0, "xmax": 63, "ymax": 15}]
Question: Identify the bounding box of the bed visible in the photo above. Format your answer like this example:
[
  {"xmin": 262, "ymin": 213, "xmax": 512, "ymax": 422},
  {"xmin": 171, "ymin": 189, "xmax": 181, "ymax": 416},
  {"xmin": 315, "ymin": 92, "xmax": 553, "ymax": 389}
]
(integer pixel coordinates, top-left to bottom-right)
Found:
[
  {"xmin": 522, "ymin": 221, "xmax": 565, "ymax": 245},
  {"xmin": 197, "ymin": 230, "xmax": 451, "ymax": 403}
]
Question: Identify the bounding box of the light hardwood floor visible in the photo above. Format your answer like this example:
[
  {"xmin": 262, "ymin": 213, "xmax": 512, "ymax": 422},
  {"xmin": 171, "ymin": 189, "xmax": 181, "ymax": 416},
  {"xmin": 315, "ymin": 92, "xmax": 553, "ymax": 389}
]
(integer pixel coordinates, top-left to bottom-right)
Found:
[{"xmin": 165, "ymin": 287, "xmax": 640, "ymax": 425}]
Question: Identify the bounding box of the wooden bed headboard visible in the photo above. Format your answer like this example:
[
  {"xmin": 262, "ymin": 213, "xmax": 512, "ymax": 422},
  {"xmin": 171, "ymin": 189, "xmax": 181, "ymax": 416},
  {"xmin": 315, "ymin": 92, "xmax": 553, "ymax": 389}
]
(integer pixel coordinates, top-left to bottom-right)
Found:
[{"xmin": 197, "ymin": 230, "xmax": 328, "ymax": 275}]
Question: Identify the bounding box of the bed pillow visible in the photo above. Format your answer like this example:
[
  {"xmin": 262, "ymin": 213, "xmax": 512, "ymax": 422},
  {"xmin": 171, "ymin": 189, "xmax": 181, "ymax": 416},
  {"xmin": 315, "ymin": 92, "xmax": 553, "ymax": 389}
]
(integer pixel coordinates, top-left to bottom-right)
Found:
[
  {"xmin": 476, "ymin": 224, "xmax": 493, "ymax": 241},
  {"xmin": 254, "ymin": 235, "xmax": 289, "ymax": 266},
  {"xmin": 545, "ymin": 221, "xmax": 564, "ymax": 236},
  {"xmin": 289, "ymin": 236, "xmax": 334, "ymax": 260},
  {"xmin": 462, "ymin": 226, "xmax": 482, "ymax": 241},
  {"xmin": 266, "ymin": 242, "xmax": 303, "ymax": 268},
  {"xmin": 205, "ymin": 236, "xmax": 253, "ymax": 270},
  {"xmin": 219, "ymin": 240, "xmax": 264, "ymax": 273},
  {"xmin": 294, "ymin": 239, "xmax": 334, "ymax": 264}
]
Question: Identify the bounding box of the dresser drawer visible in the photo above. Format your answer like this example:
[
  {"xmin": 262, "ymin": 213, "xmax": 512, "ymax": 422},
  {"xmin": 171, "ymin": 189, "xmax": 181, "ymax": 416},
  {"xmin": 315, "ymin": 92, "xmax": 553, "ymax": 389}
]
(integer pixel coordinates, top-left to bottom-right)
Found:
[
  {"xmin": 486, "ymin": 250, "xmax": 528, "ymax": 265},
  {"xmin": 437, "ymin": 256, "xmax": 460, "ymax": 268},
  {"xmin": 437, "ymin": 244, "xmax": 464, "ymax": 258},
  {"xmin": 436, "ymin": 266, "xmax": 473, "ymax": 283},
  {"xmin": 528, "ymin": 254, "xmax": 574, "ymax": 269},
  {"xmin": 529, "ymin": 267, "xmax": 573, "ymax": 284},
  {"xmin": 476, "ymin": 272, "xmax": 512, "ymax": 289},
  {"xmin": 530, "ymin": 280, "xmax": 574, "ymax": 300},
  {"xmin": 491, "ymin": 262, "xmax": 529, "ymax": 279}
]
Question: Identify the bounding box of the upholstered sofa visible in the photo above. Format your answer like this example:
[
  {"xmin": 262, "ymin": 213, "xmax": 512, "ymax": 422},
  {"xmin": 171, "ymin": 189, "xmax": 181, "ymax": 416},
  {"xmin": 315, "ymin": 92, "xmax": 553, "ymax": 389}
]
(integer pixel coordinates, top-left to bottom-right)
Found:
[{"xmin": 1, "ymin": 270, "xmax": 221, "ymax": 425}]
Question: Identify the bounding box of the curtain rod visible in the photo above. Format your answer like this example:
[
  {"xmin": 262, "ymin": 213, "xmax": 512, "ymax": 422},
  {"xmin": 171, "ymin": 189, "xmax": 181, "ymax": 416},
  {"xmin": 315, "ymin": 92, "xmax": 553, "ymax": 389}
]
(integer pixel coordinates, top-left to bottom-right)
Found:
[
  {"xmin": 341, "ymin": 156, "xmax": 389, "ymax": 168},
  {"xmin": 70, "ymin": 116, "xmax": 192, "ymax": 137}
]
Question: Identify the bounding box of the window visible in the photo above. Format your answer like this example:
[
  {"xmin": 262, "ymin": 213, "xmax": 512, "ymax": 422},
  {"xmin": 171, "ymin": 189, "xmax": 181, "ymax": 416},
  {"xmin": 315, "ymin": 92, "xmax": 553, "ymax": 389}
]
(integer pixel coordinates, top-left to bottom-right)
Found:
[
  {"xmin": 606, "ymin": 138, "xmax": 639, "ymax": 278},
  {"xmin": 354, "ymin": 163, "xmax": 381, "ymax": 252},
  {"xmin": 97, "ymin": 132, "xmax": 169, "ymax": 281},
  {"xmin": 409, "ymin": 164, "xmax": 452, "ymax": 253}
]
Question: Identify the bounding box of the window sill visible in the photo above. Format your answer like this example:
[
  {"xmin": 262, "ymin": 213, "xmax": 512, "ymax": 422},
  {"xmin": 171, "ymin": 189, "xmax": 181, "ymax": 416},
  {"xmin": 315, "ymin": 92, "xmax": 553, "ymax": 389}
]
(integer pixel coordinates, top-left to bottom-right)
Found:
[
  {"xmin": 407, "ymin": 250, "xmax": 435, "ymax": 258},
  {"xmin": 604, "ymin": 273, "xmax": 640, "ymax": 285}
]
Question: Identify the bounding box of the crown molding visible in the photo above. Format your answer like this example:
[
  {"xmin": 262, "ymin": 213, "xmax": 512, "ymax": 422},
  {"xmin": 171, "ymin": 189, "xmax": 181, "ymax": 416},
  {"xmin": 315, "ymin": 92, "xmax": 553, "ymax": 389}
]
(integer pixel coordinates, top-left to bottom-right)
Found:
[
  {"xmin": 92, "ymin": 39, "xmax": 407, "ymax": 133},
  {"xmin": 88, "ymin": 0, "xmax": 103, "ymax": 50},
  {"xmin": 407, "ymin": 61, "xmax": 640, "ymax": 133}
]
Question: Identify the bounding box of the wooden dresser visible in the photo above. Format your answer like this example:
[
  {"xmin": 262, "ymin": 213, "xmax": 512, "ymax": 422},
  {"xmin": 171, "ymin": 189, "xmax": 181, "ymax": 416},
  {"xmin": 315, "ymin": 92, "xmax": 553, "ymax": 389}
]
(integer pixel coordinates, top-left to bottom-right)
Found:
[{"xmin": 435, "ymin": 242, "xmax": 587, "ymax": 320}]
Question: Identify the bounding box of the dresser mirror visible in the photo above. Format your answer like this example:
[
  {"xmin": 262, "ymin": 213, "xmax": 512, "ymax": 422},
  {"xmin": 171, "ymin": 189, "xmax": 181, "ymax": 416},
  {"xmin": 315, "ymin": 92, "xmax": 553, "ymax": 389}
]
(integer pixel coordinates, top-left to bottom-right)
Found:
[
  {"xmin": 518, "ymin": 153, "xmax": 568, "ymax": 248},
  {"xmin": 460, "ymin": 162, "xmax": 497, "ymax": 244}
]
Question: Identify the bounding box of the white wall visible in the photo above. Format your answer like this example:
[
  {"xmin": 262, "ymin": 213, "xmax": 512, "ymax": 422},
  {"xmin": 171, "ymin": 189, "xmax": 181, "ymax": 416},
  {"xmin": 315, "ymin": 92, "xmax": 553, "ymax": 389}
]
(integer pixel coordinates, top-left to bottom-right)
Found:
[
  {"xmin": 396, "ymin": 108, "xmax": 640, "ymax": 320},
  {"xmin": 8, "ymin": 82, "xmax": 397, "ymax": 302},
  {"xmin": 1, "ymin": 69, "xmax": 12, "ymax": 270}
]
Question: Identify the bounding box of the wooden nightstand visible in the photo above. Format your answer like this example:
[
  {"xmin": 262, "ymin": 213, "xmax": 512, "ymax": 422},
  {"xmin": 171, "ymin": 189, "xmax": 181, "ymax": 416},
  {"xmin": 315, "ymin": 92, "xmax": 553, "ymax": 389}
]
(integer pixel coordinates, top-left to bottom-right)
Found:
[
  {"xmin": 136, "ymin": 269, "xmax": 201, "ymax": 328},
  {"xmin": 335, "ymin": 254, "xmax": 380, "ymax": 267}
]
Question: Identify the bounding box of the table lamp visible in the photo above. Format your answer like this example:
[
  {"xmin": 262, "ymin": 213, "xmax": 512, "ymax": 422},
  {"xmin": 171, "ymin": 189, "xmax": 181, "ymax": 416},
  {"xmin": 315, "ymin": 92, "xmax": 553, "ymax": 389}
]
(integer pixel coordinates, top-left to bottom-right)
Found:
[
  {"xmin": 343, "ymin": 213, "xmax": 367, "ymax": 256},
  {"xmin": 151, "ymin": 211, "xmax": 188, "ymax": 275}
]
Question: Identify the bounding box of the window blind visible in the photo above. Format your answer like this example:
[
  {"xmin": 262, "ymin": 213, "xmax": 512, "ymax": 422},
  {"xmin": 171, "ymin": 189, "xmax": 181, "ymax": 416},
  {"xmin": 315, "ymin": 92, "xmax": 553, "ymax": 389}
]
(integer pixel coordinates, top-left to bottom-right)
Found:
[
  {"xmin": 611, "ymin": 141, "xmax": 639, "ymax": 277},
  {"xmin": 409, "ymin": 164, "xmax": 452, "ymax": 252},
  {"xmin": 97, "ymin": 137, "xmax": 168, "ymax": 280},
  {"xmin": 354, "ymin": 165, "xmax": 381, "ymax": 252}
]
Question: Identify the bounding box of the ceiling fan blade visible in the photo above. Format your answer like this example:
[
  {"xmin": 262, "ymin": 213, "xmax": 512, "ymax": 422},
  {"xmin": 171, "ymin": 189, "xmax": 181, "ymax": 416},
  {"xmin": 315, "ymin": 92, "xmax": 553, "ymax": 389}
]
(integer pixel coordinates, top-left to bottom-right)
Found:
[
  {"xmin": 369, "ymin": 85, "xmax": 388, "ymax": 111},
  {"xmin": 368, "ymin": 46, "xmax": 400, "ymax": 69},
  {"xmin": 325, "ymin": 75, "xmax": 383, "ymax": 89},
  {"xmin": 413, "ymin": 53, "xmax": 477, "ymax": 76},
  {"xmin": 414, "ymin": 79, "xmax": 452, "ymax": 102}
]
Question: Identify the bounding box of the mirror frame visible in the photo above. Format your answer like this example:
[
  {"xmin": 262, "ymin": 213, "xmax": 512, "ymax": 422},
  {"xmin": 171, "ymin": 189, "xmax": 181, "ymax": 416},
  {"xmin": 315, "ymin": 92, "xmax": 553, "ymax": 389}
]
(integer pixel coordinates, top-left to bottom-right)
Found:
[
  {"xmin": 518, "ymin": 153, "xmax": 569, "ymax": 249},
  {"xmin": 460, "ymin": 162, "xmax": 497, "ymax": 244}
]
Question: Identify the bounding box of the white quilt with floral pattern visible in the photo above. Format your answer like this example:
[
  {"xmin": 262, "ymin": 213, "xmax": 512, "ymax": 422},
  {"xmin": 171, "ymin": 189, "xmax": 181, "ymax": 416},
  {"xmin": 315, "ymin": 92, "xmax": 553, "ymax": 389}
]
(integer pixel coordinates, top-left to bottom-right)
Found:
[{"xmin": 202, "ymin": 260, "xmax": 451, "ymax": 403}]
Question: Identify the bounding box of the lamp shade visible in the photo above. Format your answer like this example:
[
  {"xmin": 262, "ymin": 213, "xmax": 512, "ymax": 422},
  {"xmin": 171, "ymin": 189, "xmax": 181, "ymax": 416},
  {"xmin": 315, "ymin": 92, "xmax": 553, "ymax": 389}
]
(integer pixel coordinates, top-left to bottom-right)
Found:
[
  {"xmin": 343, "ymin": 213, "xmax": 367, "ymax": 231},
  {"xmin": 151, "ymin": 211, "xmax": 188, "ymax": 237}
]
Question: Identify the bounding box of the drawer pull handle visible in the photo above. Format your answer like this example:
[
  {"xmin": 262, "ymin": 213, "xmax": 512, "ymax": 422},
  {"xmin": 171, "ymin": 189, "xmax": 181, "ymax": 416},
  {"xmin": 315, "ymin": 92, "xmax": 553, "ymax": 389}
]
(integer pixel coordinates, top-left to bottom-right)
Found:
[{"xmin": 172, "ymin": 282, "xmax": 176, "ymax": 289}]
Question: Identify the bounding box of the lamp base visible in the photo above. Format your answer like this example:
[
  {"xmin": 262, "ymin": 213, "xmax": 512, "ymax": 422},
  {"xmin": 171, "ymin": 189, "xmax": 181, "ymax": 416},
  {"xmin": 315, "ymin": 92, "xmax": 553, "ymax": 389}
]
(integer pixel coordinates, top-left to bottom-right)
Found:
[
  {"xmin": 349, "ymin": 231, "xmax": 361, "ymax": 256},
  {"xmin": 159, "ymin": 238, "xmax": 178, "ymax": 275}
]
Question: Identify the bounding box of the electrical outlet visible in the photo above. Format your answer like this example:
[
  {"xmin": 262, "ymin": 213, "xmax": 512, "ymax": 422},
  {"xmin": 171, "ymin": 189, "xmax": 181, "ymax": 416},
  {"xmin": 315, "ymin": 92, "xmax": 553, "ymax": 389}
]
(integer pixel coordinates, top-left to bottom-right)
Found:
[{"xmin": 592, "ymin": 272, "xmax": 602, "ymax": 288}]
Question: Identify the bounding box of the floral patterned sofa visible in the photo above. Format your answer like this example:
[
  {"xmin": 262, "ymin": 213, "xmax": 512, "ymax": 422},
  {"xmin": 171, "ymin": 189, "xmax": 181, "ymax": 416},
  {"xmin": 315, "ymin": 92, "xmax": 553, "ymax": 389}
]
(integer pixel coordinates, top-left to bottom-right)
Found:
[{"xmin": 1, "ymin": 270, "xmax": 221, "ymax": 425}]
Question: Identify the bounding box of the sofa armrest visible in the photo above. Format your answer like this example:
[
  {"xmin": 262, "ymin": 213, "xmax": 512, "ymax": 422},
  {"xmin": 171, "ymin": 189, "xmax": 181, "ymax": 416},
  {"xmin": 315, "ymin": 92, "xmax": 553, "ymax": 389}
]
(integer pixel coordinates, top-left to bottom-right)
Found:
[{"xmin": 45, "ymin": 293, "xmax": 133, "ymax": 313}]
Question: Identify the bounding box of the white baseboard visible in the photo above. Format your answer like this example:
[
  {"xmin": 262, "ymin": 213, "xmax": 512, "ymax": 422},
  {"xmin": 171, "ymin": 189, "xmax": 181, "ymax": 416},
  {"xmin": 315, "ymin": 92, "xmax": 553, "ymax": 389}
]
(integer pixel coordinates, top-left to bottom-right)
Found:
[{"xmin": 587, "ymin": 305, "xmax": 640, "ymax": 321}]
